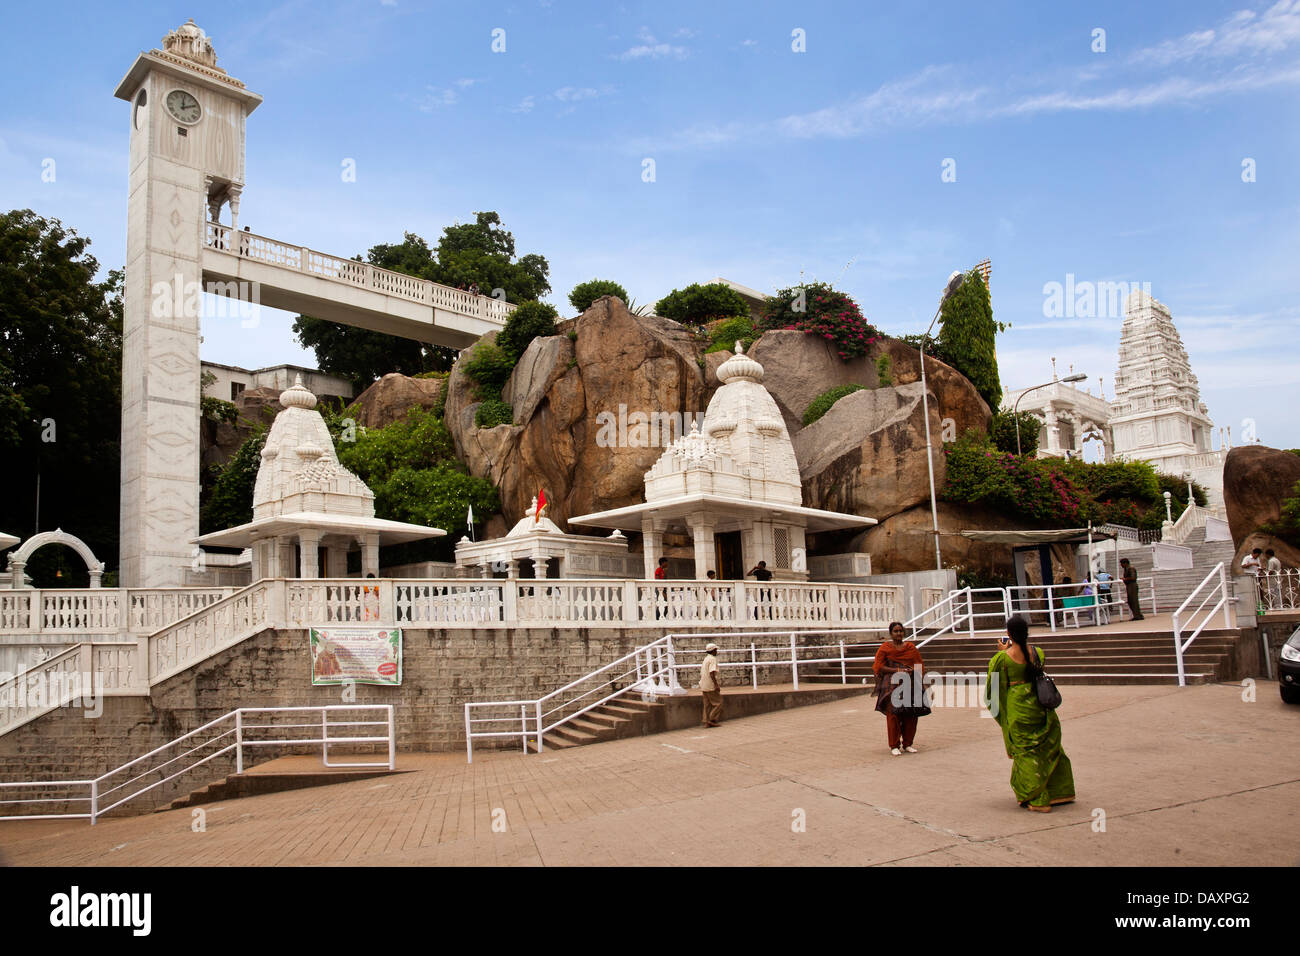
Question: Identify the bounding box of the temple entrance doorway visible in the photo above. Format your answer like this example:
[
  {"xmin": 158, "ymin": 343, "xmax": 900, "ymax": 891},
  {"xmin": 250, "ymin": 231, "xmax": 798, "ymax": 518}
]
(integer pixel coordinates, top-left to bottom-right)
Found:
[{"xmin": 716, "ymin": 531, "xmax": 743, "ymax": 580}]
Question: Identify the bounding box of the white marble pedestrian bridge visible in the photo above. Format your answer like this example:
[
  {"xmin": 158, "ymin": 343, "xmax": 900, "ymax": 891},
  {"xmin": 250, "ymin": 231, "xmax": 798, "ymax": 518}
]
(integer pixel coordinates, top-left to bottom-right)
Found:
[{"xmin": 202, "ymin": 222, "xmax": 514, "ymax": 346}]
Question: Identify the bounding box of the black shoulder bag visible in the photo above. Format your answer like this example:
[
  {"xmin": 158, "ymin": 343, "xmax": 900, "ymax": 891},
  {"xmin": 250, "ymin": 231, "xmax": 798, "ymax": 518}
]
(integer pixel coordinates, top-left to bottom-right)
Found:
[{"xmin": 1028, "ymin": 644, "xmax": 1062, "ymax": 710}]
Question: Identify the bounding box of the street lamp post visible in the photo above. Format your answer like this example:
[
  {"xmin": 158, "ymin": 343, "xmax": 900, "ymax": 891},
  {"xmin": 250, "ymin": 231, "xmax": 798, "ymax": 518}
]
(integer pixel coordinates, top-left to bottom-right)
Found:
[
  {"xmin": 1013, "ymin": 373, "xmax": 1088, "ymax": 456},
  {"xmin": 919, "ymin": 271, "xmax": 966, "ymax": 572}
]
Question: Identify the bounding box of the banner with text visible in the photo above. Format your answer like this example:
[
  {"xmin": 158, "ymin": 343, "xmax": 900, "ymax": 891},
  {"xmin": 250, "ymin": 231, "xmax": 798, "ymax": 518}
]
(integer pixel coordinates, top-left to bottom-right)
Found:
[{"xmin": 310, "ymin": 627, "xmax": 402, "ymax": 686}]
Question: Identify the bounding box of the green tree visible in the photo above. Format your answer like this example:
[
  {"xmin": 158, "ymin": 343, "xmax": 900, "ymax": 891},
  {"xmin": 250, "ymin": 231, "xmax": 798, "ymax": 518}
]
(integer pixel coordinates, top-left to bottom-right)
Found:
[
  {"xmin": 200, "ymin": 429, "xmax": 267, "ymax": 534},
  {"xmin": 0, "ymin": 210, "xmax": 123, "ymax": 585},
  {"xmin": 496, "ymin": 301, "xmax": 559, "ymax": 362},
  {"xmin": 935, "ymin": 269, "xmax": 1004, "ymax": 410},
  {"xmin": 294, "ymin": 214, "xmax": 550, "ymax": 391},
  {"xmin": 654, "ymin": 282, "xmax": 749, "ymax": 326},
  {"xmin": 569, "ymin": 279, "xmax": 629, "ymax": 313},
  {"xmin": 990, "ymin": 409, "xmax": 1042, "ymax": 456}
]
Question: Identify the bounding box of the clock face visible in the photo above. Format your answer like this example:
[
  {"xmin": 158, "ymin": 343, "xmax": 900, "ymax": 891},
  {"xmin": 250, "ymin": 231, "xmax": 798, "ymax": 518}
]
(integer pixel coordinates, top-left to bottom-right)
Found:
[{"xmin": 165, "ymin": 89, "xmax": 202, "ymax": 125}]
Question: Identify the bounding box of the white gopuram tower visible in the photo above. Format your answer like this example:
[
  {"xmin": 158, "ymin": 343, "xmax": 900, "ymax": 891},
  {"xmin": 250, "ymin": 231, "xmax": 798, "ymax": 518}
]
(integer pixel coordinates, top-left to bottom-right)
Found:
[
  {"xmin": 1109, "ymin": 291, "xmax": 1225, "ymax": 508},
  {"xmin": 114, "ymin": 21, "xmax": 262, "ymax": 586}
]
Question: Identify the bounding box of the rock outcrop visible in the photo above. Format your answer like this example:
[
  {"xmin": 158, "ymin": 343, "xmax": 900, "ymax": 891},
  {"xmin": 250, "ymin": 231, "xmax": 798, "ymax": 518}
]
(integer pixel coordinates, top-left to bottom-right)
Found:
[
  {"xmin": 794, "ymin": 382, "xmax": 943, "ymax": 520},
  {"xmin": 351, "ymin": 373, "xmax": 445, "ymax": 429},
  {"xmin": 1224, "ymin": 444, "xmax": 1300, "ymax": 566},
  {"xmin": 847, "ymin": 502, "xmax": 1027, "ymax": 577}
]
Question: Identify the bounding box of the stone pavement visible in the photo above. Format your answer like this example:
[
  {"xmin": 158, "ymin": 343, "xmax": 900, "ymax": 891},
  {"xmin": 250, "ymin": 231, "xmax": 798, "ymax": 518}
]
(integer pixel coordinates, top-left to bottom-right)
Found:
[{"xmin": 0, "ymin": 684, "xmax": 1296, "ymax": 866}]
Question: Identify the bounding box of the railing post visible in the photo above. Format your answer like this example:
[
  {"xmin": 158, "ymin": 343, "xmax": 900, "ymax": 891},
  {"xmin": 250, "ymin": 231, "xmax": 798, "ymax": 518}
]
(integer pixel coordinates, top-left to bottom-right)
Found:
[
  {"xmin": 235, "ymin": 709, "xmax": 244, "ymax": 775},
  {"xmin": 1220, "ymin": 563, "xmax": 1231, "ymax": 629},
  {"xmin": 299, "ymin": 245, "xmax": 309, "ymax": 272},
  {"xmin": 520, "ymin": 705, "xmax": 527, "ymax": 754},
  {"xmin": 735, "ymin": 582, "xmax": 748, "ymax": 624},
  {"xmin": 1174, "ymin": 614, "xmax": 1186, "ymax": 687},
  {"xmin": 790, "ymin": 632, "xmax": 798, "ymax": 690},
  {"xmin": 464, "ymin": 703, "xmax": 474, "ymax": 764},
  {"xmin": 321, "ymin": 708, "xmax": 329, "ymax": 764},
  {"xmin": 89, "ymin": 779, "xmax": 97, "ymax": 826},
  {"xmin": 382, "ymin": 579, "xmax": 397, "ymax": 624},
  {"xmin": 839, "ymin": 641, "xmax": 846, "ymax": 684},
  {"xmin": 967, "ymin": 589, "xmax": 975, "ymax": 638},
  {"xmin": 751, "ymin": 642, "xmax": 758, "ymax": 688},
  {"xmin": 502, "ymin": 580, "xmax": 518, "ymax": 624},
  {"xmin": 827, "ymin": 585, "xmax": 842, "ymax": 625},
  {"xmin": 387, "ymin": 705, "xmax": 395, "ymax": 771},
  {"xmin": 623, "ymin": 580, "xmax": 639, "ymax": 624},
  {"xmin": 665, "ymin": 636, "xmax": 683, "ymax": 694},
  {"xmin": 535, "ymin": 699, "xmax": 544, "ymax": 753}
]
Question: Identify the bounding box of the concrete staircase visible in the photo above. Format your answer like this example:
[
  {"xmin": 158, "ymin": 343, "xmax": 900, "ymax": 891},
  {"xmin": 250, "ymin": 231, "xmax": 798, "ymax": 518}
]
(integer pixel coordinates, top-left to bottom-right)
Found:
[
  {"xmin": 1109, "ymin": 527, "xmax": 1239, "ymax": 614},
  {"xmin": 806, "ymin": 628, "xmax": 1242, "ymax": 686},
  {"xmin": 530, "ymin": 698, "xmax": 666, "ymax": 751}
]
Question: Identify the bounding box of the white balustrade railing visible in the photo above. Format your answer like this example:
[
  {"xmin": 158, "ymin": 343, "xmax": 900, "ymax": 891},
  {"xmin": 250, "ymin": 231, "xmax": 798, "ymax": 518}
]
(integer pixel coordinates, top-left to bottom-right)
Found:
[
  {"xmin": 1255, "ymin": 569, "xmax": 1300, "ymax": 613},
  {"xmin": 148, "ymin": 580, "xmax": 276, "ymax": 685},
  {"xmin": 0, "ymin": 644, "xmax": 91, "ymax": 736},
  {"xmin": 1151, "ymin": 541, "xmax": 1194, "ymax": 570},
  {"xmin": 0, "ymin": 587, "xmax": 231, "ymax": 637},
  {"xmin": 205, "ymin": 222, "xmax": 515, "ymax": 325},
  {"xmin": 283, "ymin": 578, "xmax": 903, "ymax": 629}
]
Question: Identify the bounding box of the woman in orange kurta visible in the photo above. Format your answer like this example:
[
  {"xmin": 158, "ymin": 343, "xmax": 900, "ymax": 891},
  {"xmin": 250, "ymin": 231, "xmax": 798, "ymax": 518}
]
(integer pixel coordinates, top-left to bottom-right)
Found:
[{"xmin": 873, "ymin": 621, "xmax": 925, "ymax": 755}]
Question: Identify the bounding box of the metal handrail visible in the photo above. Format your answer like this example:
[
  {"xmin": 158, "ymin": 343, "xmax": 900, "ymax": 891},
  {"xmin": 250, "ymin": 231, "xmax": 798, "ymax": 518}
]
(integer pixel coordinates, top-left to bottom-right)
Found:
[
  {"xmin": 907, "ymin": 587, "xmax": 973, "ymax": 648},
  {"xmin": 0, "ymin": 704, "xmax": 395, "ymax": 824},
  {"xmin": 1172, "ymin": 562, "xmax": 1231, "ymax": 687}
]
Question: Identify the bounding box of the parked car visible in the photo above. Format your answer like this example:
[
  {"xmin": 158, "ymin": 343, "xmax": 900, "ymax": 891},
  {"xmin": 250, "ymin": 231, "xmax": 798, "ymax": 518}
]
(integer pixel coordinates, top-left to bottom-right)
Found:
[{"xmin": 1281, "ymin": 625, "xmax": 1300, "ymax": 704}]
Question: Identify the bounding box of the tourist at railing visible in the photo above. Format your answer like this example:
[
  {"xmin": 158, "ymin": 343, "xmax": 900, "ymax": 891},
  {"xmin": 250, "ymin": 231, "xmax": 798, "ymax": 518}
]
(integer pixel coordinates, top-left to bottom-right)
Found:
[
  {"xmin": 1241, "ymin": 547, "xmax": 1263, "ymax": 577},
  {"xmin": 748, "ymin": 560, "xmax": 773, "ymax": 620},
  {"xmin": 1265, "ymin": 550, "xmax": 1283, "ymax": 608},
  {"xmin": 1119, "ymin": 558, "xmax": 1144, "ymax": 621},
  {"xmin": 699, "ymin": 642, "xmax": 723, "ymax": 727},
  {"xmin": 873, "ymin": 621, "xmax": 925, "ymax": 756},
  {"xmin": 985, "ymin": 615, "xmax": 1075, "ymax": 812}
]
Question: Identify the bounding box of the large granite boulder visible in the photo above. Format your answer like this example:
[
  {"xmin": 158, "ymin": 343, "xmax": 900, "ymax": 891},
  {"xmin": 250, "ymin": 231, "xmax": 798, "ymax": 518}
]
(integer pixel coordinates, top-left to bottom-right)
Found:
[
  {"xmin": 793, "ymin": 382, "xmax": 942, "ymax": 520},
  {"xmin": 1224, "ymin": 444, "xmax": 1300, "ymax": 566},
  {"xmin": 351, "ymin": 373, "xmax": 446, "ymax": 429},
  {"xmin": 748, "ymin": 330, "xmax": 991, "ymax": 440},
  {"xmin": 446, "ymin": 298, "xmax": 708, "ymax": 524}
]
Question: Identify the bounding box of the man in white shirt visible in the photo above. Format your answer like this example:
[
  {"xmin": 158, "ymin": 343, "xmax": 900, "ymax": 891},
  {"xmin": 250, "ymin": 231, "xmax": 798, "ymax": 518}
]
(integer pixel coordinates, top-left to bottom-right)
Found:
[
  {"xmin": 1265, "ymin": 549, "xmax": 1284, "ymax": 609},
  {"xmin": 1241, "ymin": 548, "xmax": 1263, "ymax": 576},
  {"xmin": 699, "ymin": 642, "xmax": 723, "ymax": 727}
]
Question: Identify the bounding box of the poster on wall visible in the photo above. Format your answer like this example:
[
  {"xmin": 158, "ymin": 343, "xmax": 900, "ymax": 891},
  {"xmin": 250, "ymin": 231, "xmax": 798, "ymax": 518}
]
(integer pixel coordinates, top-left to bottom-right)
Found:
[{"xmin": 309, "ymin": 627, "xmax": 402, "ymax": 686}]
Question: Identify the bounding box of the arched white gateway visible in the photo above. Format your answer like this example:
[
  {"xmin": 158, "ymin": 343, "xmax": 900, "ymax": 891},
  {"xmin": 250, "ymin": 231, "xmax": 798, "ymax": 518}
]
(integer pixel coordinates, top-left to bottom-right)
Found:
[{"xmin": 6, "ymin": 529, "xmax": 106, "ymax": 588}]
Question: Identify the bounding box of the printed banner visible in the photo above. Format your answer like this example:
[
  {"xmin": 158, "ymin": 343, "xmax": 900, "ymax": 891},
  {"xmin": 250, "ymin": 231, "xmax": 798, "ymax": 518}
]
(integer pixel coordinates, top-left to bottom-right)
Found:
[{"xmin": 310, "ymin": 627, "xmax": 402, "ymax": 686}]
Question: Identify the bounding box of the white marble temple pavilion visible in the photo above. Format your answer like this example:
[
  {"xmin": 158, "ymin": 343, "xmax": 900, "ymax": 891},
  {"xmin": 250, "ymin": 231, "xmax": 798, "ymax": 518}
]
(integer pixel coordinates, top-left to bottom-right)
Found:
[{"xmin": 194, "ymin": 377, "xmax": 445, "ymax": 577}]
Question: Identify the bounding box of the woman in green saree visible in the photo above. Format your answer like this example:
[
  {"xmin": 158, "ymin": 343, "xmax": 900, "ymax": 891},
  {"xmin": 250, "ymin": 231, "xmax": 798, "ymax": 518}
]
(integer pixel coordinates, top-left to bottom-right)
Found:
[{"xmin": 985, "ymin": 615, "xmax": 1075, "ymax": 812}]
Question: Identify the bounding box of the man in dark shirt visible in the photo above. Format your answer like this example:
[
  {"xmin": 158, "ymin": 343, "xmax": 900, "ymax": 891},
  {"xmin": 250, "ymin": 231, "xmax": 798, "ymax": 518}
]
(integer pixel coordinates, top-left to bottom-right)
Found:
[
  {"xmin": 748, "ymin": 560, "xmax": 773, "ymax": 619},
  {"xmin": 1120, "ymin": 557, "xmax": 1144, "ymax": 621}
]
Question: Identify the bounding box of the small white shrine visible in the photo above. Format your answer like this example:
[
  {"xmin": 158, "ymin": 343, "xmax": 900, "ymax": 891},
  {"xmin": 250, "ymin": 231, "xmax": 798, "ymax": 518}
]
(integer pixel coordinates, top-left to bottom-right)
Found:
[
  {"xmin": 454, "ymin": 497, "xmax": 637, "ymax": 579},
  {"xmin": 194, "ymin": 377, "xmax": 445, "ymax": 578},
  {"xmin": 570, "ymin": 343, "xmax": 876, "ymax": 579}
]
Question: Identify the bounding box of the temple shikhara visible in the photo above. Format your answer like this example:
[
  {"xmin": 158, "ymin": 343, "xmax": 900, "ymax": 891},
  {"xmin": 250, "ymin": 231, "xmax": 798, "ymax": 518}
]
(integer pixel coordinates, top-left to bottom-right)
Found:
[{"xmin": 1002, "ymin": 290, "xmax": 1228, "ymax": 510}]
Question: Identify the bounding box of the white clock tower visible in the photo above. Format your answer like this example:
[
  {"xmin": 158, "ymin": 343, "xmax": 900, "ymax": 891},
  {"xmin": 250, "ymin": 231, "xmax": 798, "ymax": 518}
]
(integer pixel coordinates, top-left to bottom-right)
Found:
[{"xmin": 114, "ymin": 20, "xmax": 262, "ymax": 586}]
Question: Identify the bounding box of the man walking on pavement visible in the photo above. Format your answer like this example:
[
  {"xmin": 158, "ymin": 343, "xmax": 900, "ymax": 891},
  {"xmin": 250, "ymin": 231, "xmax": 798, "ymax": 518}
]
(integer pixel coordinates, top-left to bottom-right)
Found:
[{"xmin": 700, "ymin": 642, "xmax": 723, "ymax": 727}]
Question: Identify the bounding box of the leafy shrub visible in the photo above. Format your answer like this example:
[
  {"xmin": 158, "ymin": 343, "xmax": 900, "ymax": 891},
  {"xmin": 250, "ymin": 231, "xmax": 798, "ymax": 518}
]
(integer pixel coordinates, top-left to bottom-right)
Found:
[
  {"xmin": 336, "ymin": 406, "xmax": 455, "ymax": 475},
  {"xmin": 201, "ymin": 396, "xmax": 238, "ymax": 425},
  {"xmin": 990, "ymin": 409, "xmax": 1042, "ymax": 456},
  {"xmin": 761, "ymin": 282, "xmax": 882, "ymax": 360},
  {"xmin": 496, "ymin": 300, "xmax": 559, "ymax": 363},
  {"xmin": 705, "ymin": 315, "xmax": 757, "ymax": 354},
  {"xmin": 569, "ymin": 279, "xmax": 629, "ymax": 313},
  {"xmin": 474, "ymin": 399, "xmax": 514, "ymax": 428},
  {"xmin": 654, "ymin": 282, "xmax": 749, "ymax": 326},
  {"xmin": 876, "ymin": 355, "xmax": 892, "ymax": 387},
  {"xmin": 803, "ymin": 385, "xmax": 867, "ymax": 426},
  {"xmin": 460, "ymin": 340, "xmax": 515, "ymax": 403},
  {"xmin": 942, "ymin": 431, "xmax": 1086, "ymax": 524}
]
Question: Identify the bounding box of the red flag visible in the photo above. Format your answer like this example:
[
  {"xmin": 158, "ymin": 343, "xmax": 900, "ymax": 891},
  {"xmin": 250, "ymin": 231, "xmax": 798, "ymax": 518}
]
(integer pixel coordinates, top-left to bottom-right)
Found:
[{"xmin": 536, "ymin": 487, "xmax": 547, "ymax": 522}]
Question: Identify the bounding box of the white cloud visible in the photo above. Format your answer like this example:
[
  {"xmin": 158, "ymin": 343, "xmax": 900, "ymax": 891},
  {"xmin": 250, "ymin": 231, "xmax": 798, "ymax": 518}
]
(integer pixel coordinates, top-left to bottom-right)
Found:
[
  {"xmin": 554, "ymin": 86, "xmax": 601, "ymax": 102},
  {"xmin": 512, "ymin": 95, "xmax": 536, "ymax": 114},
  {"xmin": 616, "ymin": 27, "xmax": 688, "ymax": 60},
  {"xmin": 417, "ymin": 86, "xmax": 459, "ymax": 111},
  {"xmin": 1133, "ymin": 0, "xmax": 1300, "ymax": 65}
]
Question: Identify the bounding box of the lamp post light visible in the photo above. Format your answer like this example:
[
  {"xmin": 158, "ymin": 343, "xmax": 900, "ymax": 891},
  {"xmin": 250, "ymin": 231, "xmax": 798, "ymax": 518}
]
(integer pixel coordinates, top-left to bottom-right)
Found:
[
  {"xmin": 919, "ymin": 271, "xmax": 966, "ymax": 572},
  {"xmin": 1013, "ymin": 372, "xmax": 1087, "ymax": 457}
]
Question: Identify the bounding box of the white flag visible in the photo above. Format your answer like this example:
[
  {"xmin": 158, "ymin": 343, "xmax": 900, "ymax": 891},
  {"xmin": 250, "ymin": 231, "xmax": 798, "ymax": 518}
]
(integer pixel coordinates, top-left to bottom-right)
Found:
[{"xmin": 467, "ymin": 504, "xmax": 475, "ymax": 541}]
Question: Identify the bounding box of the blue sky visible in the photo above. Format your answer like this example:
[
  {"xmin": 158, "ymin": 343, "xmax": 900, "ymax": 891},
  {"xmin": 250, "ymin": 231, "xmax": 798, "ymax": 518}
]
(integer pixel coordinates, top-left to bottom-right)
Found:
[{"xmin": 2, "ymin": 0, "xmax": 1297, "ymax": 447}]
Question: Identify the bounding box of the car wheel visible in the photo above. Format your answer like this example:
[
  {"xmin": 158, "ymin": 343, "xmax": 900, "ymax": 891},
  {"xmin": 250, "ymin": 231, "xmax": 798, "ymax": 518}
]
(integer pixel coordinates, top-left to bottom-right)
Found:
[{"xmin": 1282, "ymin": 684, "xmax": 1300, "ymax": 705}]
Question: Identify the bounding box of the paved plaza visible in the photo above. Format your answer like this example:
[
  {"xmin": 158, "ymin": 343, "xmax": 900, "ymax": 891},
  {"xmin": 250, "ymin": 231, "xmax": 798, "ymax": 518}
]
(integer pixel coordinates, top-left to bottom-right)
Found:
[{"xmin": 1, "ymin": 683, "xmax": 1296, "ymax": 867}]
